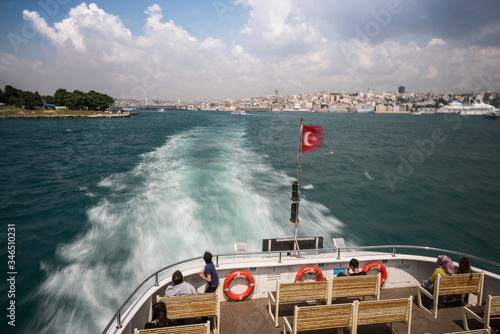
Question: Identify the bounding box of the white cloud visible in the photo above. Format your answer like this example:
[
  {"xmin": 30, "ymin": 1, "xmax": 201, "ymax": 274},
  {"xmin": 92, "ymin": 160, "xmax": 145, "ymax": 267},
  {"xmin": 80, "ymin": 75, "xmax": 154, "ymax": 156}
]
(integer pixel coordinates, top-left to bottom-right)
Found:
[
  {"xmin": 22, "ymin": 9, "xmax": 85, "ymax": 52},
  {"xmin": 427, "ymin": 38, "xmax": 446, "ymax": 48},
  {"xmin": 239, "ymin": 0, "xmax": 327, "ymax": 57},
  {"xmin": 2, "ymin": 2, "xmax": 500, "ymax": 100},
  {"xmin": 425, "ymin": 65, "xmax": 438, "ymax": 79}
]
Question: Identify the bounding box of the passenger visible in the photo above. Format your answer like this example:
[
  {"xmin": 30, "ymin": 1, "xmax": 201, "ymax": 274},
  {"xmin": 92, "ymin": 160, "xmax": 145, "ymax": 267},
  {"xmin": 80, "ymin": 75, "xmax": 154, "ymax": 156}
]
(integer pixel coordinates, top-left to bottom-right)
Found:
[
  {"xmin": 457, "ymin": 256, "xmax": 472, "ymax": 275},
  {"xmin": 165, "ymin": 270, "xmax": 197, "ymax": 296},
  {"xmin": 199, "ymin": 251, "xmax": 219, "ymax": 293},
  {"xmin": 422, "ymin": 255, "xmax": 455, "ymax": 293},
  {"xmin": 337, "ymin": 258, "xmax": 366, "ymax": 276},
  {"xmin": 199, "ymin": 251, "xmax": 219, "ymax": 327},
  {"xmin": 144, "ymin": 302, "xmax": 168, "ymax": 329},
  {"xmin": 456, "ymin": 256, "xmax": 472, "ymax": 304}
]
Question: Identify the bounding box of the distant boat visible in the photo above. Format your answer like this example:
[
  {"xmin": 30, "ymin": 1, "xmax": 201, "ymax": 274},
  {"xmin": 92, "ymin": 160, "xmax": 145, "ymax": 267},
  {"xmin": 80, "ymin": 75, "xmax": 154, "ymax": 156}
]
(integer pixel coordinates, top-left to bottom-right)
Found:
[
  {"xmin": 438, "ymin": 101, "xmax": 497, "ymax": 115},
  {"xmin": 485, "ymin": 110, "xmax": 500, "ymax": 119},
  {"xmin": 158, "ymin": 109, "xmax": 165, "ymax": 112},
  {"xmin": 231, "ymin": 110, "xmax": 246, "ymax": 115}
]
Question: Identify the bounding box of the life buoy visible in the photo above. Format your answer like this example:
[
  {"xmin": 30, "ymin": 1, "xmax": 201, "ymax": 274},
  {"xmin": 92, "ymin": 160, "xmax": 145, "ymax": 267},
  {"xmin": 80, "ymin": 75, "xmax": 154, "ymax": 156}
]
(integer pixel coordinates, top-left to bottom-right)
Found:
[
  {"xmin": 362, "ymin": 262, "xmax": 387, "ymax": 287},
  {"xmin": 294, "ymin": 266, "xmax": 324, "ymax": 282},
  {"xmin": 223, "ymin": 270, "xmax": 255, "ymax": 301}
]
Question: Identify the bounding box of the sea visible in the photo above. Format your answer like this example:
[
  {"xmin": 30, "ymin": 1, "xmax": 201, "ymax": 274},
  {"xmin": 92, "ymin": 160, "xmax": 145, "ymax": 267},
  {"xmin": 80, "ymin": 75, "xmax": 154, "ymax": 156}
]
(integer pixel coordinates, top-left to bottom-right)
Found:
[{"xmin": 0, "ymin": 110, "xmax": 499, "ymax": 333}]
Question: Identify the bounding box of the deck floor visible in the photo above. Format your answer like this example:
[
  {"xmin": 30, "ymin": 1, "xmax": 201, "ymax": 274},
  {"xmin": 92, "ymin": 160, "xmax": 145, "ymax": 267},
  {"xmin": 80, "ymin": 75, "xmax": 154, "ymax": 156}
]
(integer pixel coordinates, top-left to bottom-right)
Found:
[{"xmin": 219, "ymin": 287, "xmax": 499, "ymax": 333}]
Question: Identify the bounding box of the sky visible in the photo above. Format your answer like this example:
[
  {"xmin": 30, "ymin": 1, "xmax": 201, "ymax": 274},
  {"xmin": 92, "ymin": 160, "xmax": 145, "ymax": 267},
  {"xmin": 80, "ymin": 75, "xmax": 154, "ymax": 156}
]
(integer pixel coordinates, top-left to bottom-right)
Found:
[{"xmin": 0, "ymin": 0, "xmax": 500, "ymax": 101}]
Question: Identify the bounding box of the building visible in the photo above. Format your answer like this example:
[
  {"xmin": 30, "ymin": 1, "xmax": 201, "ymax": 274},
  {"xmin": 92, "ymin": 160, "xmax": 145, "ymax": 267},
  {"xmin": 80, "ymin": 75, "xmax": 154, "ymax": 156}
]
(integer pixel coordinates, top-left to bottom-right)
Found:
[{"xmin": 398, "ymin": 86, "xmax": 406, "ymax": 94}]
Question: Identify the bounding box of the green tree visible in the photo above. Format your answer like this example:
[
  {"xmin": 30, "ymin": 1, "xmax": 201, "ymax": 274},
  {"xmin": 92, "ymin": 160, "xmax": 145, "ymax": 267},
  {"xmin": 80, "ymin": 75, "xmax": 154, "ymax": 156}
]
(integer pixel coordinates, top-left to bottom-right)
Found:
[
  {"xmin": 65, "ymin": 90, "xmax": 86, "ymax": 109},
  {"xmin": 4, "ymin": 85, "xmax": 19, "ymax": 102},
  {"xmin": 54, "ymin": 88, "xmax": 68, "ymax": 106},
  {"xmin": 43, "ymin": 95, "xmax": 55, "ymax": 105},
  {"xmin": 34, "ymin": 91, "xmax": 43, "ymax": 108},
  {"xmin": 21, "ymin": 91, "xmax": 36, "ymax": 110}
]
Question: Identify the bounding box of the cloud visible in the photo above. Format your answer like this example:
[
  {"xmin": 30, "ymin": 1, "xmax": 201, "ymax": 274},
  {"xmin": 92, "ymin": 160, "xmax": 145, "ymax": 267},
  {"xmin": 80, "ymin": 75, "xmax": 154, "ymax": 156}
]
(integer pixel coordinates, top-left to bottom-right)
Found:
[
  {"xmin": 239, "ymin": 0, "xmax": 327, "ymax": 57},
  {"xmin": 427, "ymin": 38, "xmax": 446, "ymax": 48},
  {"xmin": 2, "ymin": 1, "xmax": 500, "ymax": 100}
]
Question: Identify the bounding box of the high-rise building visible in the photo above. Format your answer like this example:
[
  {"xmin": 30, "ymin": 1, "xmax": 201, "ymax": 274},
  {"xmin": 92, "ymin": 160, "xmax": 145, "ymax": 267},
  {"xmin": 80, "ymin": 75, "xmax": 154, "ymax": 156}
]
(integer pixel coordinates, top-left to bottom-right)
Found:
[{"xmin": 398, "ymin": 86, "xmax": 406, "ymax": 94}]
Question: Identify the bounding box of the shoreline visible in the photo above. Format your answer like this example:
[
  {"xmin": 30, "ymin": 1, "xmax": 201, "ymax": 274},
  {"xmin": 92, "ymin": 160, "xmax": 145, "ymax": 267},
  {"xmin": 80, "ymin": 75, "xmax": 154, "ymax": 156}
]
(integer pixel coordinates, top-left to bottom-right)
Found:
[{"xmin": 0, "ymin": 112, "xmax": 132, "ymax": 119}]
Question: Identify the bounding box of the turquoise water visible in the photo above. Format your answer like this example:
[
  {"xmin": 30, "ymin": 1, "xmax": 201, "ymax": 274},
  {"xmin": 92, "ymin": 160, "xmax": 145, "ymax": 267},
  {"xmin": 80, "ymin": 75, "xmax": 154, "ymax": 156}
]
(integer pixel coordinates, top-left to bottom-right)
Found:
[{"xmin": 1, "ymin": 111, "xmax": 499, "ymax": 333}]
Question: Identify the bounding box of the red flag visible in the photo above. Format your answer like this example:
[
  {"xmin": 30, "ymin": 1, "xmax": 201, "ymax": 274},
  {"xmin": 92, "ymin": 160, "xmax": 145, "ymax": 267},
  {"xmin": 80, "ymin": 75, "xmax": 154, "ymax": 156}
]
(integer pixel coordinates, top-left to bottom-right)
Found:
[{"xmin": 302, "ymin": 125, "xmax": 323, "ymax": 153}]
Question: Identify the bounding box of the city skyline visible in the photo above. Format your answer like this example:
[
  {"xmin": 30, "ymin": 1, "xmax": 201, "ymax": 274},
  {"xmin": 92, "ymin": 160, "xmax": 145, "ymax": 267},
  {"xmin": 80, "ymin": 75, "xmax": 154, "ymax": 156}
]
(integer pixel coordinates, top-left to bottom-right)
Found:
[{"xmin": 1, "ymin": 1, "xmax": 500, "ymax": 101}]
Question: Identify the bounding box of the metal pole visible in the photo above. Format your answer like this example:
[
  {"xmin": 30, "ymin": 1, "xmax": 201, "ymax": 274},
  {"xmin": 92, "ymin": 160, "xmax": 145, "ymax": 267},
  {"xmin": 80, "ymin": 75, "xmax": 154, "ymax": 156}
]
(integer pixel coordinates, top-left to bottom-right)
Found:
[
  {"xmin": 115, "ymin": 312, "xmax": 122, "ymax": 329},
  {"xmin": 294, "ymin": 119, "xmax": 304, "ymax": 251},
  {"xmin": 297, "ymin": 118, "xmax": 304, "ymax": 188}
]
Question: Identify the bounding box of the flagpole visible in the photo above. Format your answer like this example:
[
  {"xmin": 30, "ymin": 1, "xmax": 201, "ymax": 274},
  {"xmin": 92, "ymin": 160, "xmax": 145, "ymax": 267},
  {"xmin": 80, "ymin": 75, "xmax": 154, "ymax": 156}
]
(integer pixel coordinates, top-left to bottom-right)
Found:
[
  {"xmin": 297, "ymin": 118, "xmax": 304, "ymax": 189},
  {"xmin": 294, "ymin": 118, "xmax": 304, "ymax": 250}
]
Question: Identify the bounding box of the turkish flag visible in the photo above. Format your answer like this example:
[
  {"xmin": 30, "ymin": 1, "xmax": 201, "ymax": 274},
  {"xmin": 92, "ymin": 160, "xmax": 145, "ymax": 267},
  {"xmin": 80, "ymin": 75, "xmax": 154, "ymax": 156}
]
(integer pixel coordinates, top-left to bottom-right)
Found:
[{"xmin": 302, "ymin": 125, "xmax": 323, "ymax": 153}]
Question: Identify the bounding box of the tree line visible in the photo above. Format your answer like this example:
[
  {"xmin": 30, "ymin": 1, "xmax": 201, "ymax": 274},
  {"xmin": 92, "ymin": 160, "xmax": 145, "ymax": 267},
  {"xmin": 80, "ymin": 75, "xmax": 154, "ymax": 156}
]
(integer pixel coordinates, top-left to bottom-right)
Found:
[{"xmin": 0, "ymin": 85, "xmax": 115, "ymax": 111}]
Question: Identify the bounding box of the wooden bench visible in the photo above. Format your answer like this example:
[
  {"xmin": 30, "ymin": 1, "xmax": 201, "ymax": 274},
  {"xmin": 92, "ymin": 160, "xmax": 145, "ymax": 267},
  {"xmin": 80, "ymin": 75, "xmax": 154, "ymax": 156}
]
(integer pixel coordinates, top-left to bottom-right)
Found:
[
  {"xmin": 355, "ymin": 296, "xmax": 412, "ymax": 334},
  {"xmin": 156, "ymin": 293, "xmax": 219, "ymax": 334},
  {"xmin": 282, "ymin": 297, "xmax": 412, "ymax": 334},
  {"xmin": 268, "ymin": 279, "xmax": 328, "ymax": 327},
  {"xmin": 282, "ymin": 302, "xmax": 355, "ymax": 334},
  {"xmin": 328, "ymin": 273, "xmax": 381, "ymax": 303},
  {"xmin": 134, "ymin": 322, "xmax": 210, "ymax": 334},
  {"xmin": 417, "ymin": 272, "xmax": 484, "ymax": 319},
  {"xmin": 463, "ymin": 295, "xmax": 500, "ymax": 331}
]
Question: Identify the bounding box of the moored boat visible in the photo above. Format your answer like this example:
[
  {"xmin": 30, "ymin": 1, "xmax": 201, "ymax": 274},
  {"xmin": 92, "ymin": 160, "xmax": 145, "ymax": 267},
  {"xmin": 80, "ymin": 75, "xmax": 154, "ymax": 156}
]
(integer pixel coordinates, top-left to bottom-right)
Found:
[
  {"xmin": 438, "ymin": 101, "xmax": 497, "ymax": 115},
  {"xmin": 231, "ymin": 110, "xmax": 246, "ymax": 115},
  {"xmin": 485, "ymin": 111, "xmax": 500, "ymax": 119}
]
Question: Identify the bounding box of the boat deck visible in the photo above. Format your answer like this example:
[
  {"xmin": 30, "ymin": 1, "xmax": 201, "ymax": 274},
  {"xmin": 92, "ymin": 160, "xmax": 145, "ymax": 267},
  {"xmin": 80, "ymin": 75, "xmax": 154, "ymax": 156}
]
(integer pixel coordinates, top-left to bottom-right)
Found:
[{"xmin": 219, "ymin": 286, "xmax": 498, "ymax": 333}]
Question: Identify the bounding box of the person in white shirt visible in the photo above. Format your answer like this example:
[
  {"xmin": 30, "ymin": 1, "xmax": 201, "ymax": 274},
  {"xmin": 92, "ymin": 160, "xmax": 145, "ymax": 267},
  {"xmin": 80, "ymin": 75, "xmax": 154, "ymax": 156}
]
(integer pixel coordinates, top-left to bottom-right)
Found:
[{"xmin": 164, "ymin": 270, "xmax": 197, "ymax": 296}]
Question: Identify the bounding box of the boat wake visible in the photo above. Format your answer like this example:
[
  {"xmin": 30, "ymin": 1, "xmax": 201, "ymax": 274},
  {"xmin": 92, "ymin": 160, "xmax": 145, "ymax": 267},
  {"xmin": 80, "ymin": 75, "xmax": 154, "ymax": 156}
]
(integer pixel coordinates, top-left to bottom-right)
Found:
[{"xmin": 29, "ymin": 125, "xmax": 344, "ymax": 334}]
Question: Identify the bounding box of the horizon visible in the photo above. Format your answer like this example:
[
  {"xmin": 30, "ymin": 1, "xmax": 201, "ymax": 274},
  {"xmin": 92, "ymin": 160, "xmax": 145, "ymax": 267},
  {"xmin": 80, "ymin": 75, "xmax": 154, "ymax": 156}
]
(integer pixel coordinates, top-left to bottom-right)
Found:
[{"xmin": 1, "ymin": 1, "xmax": 500, "ymax": 101}]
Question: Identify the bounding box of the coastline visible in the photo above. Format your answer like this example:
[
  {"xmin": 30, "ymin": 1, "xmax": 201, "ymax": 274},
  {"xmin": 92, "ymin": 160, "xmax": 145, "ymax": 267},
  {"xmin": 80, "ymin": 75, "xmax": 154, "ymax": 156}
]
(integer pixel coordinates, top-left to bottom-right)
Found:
[
  {"xmin": 1, "ymin": 113, "xmax": 132, "ymax": 119},
  {"xmin": 0, "ymin": 106, "xmax": 133, "ymax": 119}
]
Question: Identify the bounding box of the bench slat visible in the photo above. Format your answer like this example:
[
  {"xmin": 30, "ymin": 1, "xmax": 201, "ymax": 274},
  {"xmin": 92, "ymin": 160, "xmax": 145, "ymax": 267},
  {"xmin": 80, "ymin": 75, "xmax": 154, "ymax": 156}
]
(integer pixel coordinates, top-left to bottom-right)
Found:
[
  {"xmin": 296, "ymin": 304, "xmax": 353, "ymax": 331},
  {"xmin": 439, "ymin": 273, "xmax": 482, "ymax": 295},
  {"xmin": 269, "ymin": 279, "xmax": 329, "ymax": 328},
  {"xmin": 134, "ymin": 322, "xmax": 209, "ymax": 334},
  {"xmin": 330, "ymin": 273, "xmax": 380, "ymax": 301},
  {"xmin": 283, "ymin": 297, "xmax": 412, "ymax": 334},
  {"xmin": 279, "ymin": 281, "xmax": 328, "ymax": 302},
  {"xmin": 356, "ymin": 299, "xmax": 410, "ymax": 326},
  {"xmin": 158, "ymin": 294, "xmax": 217, "ymax": 319},
  {"xmin": 491, "ymin": 297, "xmax": 500, "ymax": 315},
  {"xmin": 156, "ymin": 293, "xmax": 219, "ymax": 334}
]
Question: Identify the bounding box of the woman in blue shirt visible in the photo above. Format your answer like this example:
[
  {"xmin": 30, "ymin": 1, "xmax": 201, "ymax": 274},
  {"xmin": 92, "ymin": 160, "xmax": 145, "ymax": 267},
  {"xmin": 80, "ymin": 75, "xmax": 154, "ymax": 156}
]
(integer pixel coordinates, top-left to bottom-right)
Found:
[{"xmin": 199, "ymin": 251, "xmax": 219, "ymax": 293}]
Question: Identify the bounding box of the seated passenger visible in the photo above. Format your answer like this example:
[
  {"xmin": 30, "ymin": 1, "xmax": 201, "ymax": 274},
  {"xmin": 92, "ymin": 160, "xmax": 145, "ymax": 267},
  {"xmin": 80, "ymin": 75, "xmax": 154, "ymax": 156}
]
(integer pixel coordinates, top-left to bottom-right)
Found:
[
  {"xmin": 455, "ymin": 256, "xmax": 472, "ymax": 303},
  {"xmin": 165, "ymin": 270, "xmax": 197, "ymax": 296},
  {"xmin": 422, "ymin": 255, "xmax": 455, "ymax": 293},
  {"xmin": 144, "ymin": 302, "xmax": 168, "ymax": 329},
  {"xmin": 457, "ymin": 256, "xmax": 471, "ymax": 275},
  {"xmin": 337, "ymin": 258, "xmax": 366, "ymax": 276}
]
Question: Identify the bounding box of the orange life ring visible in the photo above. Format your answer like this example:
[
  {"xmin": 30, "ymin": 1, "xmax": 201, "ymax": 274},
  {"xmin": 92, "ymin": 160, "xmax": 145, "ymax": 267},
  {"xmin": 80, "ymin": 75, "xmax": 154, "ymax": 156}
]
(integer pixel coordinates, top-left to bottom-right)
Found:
[
  {"xmin": 294, "ymin": 266, "xmax": 324, "ymax": 282},
  {"xmin": 362, "ymin": 262, "xmax": 387, "ymax": 287},
  {"xmin": 223, "ymin": 270, "xmax": 255, "ymax": 301}
]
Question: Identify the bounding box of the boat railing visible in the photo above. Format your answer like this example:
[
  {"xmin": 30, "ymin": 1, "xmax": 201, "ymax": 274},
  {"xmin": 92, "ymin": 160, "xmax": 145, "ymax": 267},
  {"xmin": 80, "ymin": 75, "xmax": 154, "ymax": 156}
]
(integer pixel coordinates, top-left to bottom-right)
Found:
[{"xmin": 102, "ymin": 244, "xmax": 500, "ymax": 334}]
